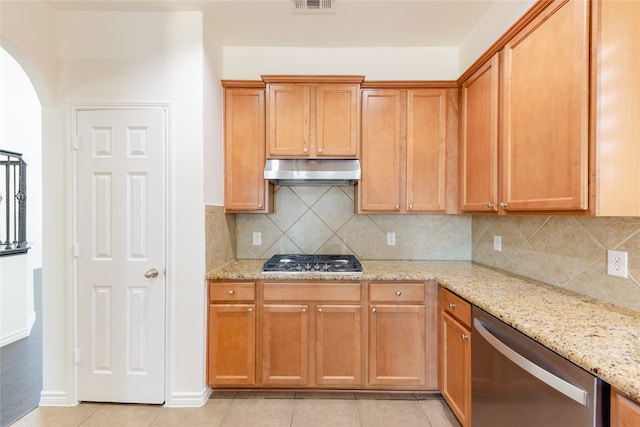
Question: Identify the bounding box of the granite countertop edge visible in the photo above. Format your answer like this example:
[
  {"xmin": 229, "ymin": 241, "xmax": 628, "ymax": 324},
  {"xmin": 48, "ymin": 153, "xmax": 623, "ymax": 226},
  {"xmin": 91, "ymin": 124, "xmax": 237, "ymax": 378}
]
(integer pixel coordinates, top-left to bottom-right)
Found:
[{"xmin": 206, "ymin": 259, "xmax": 640, "ymax": 403}]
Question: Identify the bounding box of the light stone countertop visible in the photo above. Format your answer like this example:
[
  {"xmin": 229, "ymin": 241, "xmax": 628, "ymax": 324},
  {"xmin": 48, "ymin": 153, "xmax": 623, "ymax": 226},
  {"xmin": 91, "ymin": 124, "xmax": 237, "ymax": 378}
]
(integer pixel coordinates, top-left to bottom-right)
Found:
[{"xmin": 206, "ymin": 259, "xmax": 640, "ymax": 403}]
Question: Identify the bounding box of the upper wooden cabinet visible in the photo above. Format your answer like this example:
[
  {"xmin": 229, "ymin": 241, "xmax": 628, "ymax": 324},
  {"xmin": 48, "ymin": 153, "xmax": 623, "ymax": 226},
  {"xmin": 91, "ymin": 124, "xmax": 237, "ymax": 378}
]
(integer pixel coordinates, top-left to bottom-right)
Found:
[
  {"xmin": 461, "ymin": 0, "xmax": 640, "ymax": 216},
  {"xmin": 460, "ymin": 54, "xmax": 499, "ymax": 212},
  {"xmin": 501, "ymin": 0, "xmax": 589, "ymax": 212},
  {"xmin": 222, "ymin": 82, "xmax": 273, "ymax": 213},
  {"xmin": 360, "ymin": 85, "xmax": 457, "ymax": 214},
  {"xmin": 263, "ymin": 75, "xmax": 363, "ymax": 158}
]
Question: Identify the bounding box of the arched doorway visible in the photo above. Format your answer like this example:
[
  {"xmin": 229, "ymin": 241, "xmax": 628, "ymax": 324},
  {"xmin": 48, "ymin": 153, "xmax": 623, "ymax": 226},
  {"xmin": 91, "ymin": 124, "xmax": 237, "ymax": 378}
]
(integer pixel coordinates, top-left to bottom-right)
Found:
[{"xmin": 0, "ymin": 46, "xmax": 43, "ymax": 427}]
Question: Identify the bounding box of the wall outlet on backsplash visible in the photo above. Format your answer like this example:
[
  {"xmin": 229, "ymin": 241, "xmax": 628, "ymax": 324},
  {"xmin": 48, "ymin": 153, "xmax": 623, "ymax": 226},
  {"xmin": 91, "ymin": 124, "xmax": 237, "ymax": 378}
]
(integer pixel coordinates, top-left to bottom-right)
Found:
[
  {"xmin": 493, "ymin": 235, "xmax": 502, "ymax": 252},
  {"xmin": 608, "ymin": 250, "xmax": 628, "ymax": 278},
  {"xmin": 253, "ymin": 231, "xmax": 262, "ymax": 246},
  {"xmin": 387, "ymin": 232, "xmax": 396, "ymax": 246}
]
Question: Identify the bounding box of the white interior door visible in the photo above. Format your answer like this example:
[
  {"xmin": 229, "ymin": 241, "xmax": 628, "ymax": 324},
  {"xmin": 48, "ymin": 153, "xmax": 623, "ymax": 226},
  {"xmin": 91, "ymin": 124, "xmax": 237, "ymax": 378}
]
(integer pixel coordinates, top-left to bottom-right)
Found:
[{"xmin": 75, "ymin": 107, "xmax": 166, "ymax": 403}]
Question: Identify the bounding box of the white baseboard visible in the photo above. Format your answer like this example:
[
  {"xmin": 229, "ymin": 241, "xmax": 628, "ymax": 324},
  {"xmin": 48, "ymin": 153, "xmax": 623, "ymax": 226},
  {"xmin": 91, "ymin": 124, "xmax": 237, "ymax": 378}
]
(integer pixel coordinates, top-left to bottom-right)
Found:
[
  {"xmin": 40, "ymin": 391, "xmax": 75, "ymax": 406},
  {"xmin": 0, "ymin": 311, "xmax": 35, "ymax": 347},
  {"xmin": 165, "ymin": 387, "xmax": 212, "ymax": 407}
]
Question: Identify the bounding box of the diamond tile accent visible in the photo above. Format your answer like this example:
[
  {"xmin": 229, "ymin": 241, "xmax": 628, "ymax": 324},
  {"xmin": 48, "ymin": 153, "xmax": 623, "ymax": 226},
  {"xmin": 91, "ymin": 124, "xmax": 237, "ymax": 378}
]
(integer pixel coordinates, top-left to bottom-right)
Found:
[
  {"xmin": 287, "ymin": 210, "xmax": 333, "ymax": 254},
  {"xmin": 268, "ymin": 186, "xmax": 308, "ymax": 232},
  {"xmin": 311, "ymin": 187, "xmax": 355, "ymax": 232}
]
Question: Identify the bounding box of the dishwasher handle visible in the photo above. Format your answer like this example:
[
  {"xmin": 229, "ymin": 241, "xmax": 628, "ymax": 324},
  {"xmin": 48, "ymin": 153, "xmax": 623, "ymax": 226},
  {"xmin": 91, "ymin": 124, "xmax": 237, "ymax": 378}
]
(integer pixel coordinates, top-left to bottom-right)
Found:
[{"xmin": 473, "ymin": 318, "xmax": 589, "ymax": 407}]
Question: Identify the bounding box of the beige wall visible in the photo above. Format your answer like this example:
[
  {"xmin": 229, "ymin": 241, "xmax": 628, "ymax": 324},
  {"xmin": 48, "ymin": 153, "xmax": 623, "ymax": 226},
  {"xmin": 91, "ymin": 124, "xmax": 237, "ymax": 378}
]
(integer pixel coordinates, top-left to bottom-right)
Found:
[
  {"xmin": 472, "ymin": 215, "xmax": 640, "ymax": 313},
  {"xmin": 234, "ymin": 185, "xmax": 471, "ymax": 261}
]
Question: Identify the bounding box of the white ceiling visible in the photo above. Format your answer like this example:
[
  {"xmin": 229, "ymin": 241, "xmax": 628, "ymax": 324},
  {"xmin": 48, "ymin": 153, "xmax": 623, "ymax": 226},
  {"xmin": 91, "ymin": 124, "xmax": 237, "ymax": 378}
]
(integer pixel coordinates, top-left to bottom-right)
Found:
[{"xmin": 46, "ymin": 0, "xmax": 507, "ymax": 48}]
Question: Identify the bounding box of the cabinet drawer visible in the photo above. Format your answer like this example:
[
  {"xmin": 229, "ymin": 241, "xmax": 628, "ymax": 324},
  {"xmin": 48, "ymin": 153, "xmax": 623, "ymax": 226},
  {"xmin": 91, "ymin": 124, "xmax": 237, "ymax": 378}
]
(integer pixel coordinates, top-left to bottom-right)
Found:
[
  {"xmin": 209, "ymin": 282, "xmax": 255, "ymax": 302},
  {"xmin": 439, "ymin": 287, "xmax": 471, "ymax": 328},
  {"xmin": 369, "ymin": 282, "xmax": 425, "ymax": 303},
  {"xmin": 263, "ymin": 282, "xmax": 361, "ymax": 302}
]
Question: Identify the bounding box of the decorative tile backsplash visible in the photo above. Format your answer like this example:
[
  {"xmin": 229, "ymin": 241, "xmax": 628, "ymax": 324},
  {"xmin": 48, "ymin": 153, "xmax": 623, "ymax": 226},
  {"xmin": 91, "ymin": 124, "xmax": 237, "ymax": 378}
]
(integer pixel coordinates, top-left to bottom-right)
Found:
[
  {"xmin": 472, "ymin": 215, "xmax": 640, "ymax": 313},
  {"xmin": 207, "ymin": 190, "xmax": 640, "ymax": 313},
  {"xmin": 236, "ymin": 185, "xmax": 472, "ymax": 261}
]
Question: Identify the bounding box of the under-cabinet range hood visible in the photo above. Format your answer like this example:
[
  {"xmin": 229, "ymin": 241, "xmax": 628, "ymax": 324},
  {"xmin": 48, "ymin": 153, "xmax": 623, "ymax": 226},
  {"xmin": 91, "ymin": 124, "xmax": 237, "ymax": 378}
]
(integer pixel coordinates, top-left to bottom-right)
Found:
[{"xmin": 264, "ymin": 159, "xmax": 360, "ymax": 185}]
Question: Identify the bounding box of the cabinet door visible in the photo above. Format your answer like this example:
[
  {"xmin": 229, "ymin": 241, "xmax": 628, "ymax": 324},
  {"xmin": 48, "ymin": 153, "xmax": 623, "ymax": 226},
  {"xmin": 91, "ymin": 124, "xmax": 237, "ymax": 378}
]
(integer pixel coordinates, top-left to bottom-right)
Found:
[
  {"xmin": 406, "ymin": 89, "xmax": 447, "ymax": 212},
  {"xmin": 440, "ymin": 311, "xmax": 471, "ymax": 427},
  {"xmin": 267, "ymin": 84, "xmax": 310, "ymax": 157},
  {"xmin": 360, "ymin": 89, "xmax": 403, "ymax": 212},
  {"xmin": 315, "ymin": 304, "xmax": 363, "ymax": 386},
  {"xmin": 368, "ymin": 304, "xmax": 426, "ymax": 387},
  {"xmin": 502, "ymin": 0, "xmax": 589, "ymax": 211},
  {"xmin": 261, "ymin": 304, "xmax": 309, "ymax": 385},
  {"xmin": 315, "ymin": 84, "xmax": 359, "ymax": 157},
  {"xmin": 224, "ymin": 88, "xmax": 270, "ymax": 212},
  {"xmin": 460, "ymin": 54, "xmax": 499, "ymax": 212},
  {"xmin": 208, "ymin": 304, "xmax": 256, "ymax": 385},
  {"xmin": 611, "ymin": 388, "xmax": 640, "ymax": 427}
]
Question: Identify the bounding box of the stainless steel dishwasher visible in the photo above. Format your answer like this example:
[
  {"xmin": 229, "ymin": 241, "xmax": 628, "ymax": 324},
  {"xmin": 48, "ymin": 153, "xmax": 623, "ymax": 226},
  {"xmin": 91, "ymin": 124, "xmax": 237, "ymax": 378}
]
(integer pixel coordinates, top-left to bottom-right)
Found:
[{"xmin": 472, "ymin": 307, "xmax": 608, "ymax": 427}]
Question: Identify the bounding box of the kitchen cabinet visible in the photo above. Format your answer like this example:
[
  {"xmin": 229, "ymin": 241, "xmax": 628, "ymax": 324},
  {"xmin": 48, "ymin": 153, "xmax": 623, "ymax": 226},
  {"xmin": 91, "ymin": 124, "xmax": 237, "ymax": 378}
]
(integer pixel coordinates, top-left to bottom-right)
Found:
[
  {"xmin": 261, "ymin": 281, "xmax": 363, "ymax": 387},
  {"xmin": 263, "ymin": 75, "xmax": 363, "ymax": 158},
  {"xmin": 460, "ymin": 0, "xmax": 589, "ymax": 213},
  {"xmin": 501, "ymin": 0, "xmax": 589, "ymax": 212},
  {"xmin": 611, "ymin": 388, "xmax": 640, "ymax": 427},
  {"xmin": 460, "ymin": 54, "xmax": 499, "ymax": 212},
  {"xmin": 461, "ymin": 0, "xmax": 640, "ymax": 216},
  {"xmin": 368, "ymin": 282, "xmax": 436, "ymax": 388},
  {"xmin": 438, "ymin": 287, "xmax": 471, "ymax": 427},
  {"xmin": 359, "ymin": 85, "xmax": 457, "ymax": 213},
  {"xmin": 222, "ymin": 82, "xmax": 273, "ymax": 213},
  {"xmin": 207, "ymin": 281, "xmax": 256, "ymax": 385}
]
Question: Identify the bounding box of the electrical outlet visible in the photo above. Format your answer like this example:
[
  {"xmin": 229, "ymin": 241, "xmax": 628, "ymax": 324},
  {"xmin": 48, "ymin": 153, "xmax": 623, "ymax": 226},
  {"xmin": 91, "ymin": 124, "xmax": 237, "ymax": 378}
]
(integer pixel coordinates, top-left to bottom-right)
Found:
[
  {"xmin": 493, "ymin": 235, "xmax": 502, "ymax": 252},
  {"xmin": 387, "ymin": 232, "xmax": 396, "ymax": 246},
  {"xmin": 607, "ymin": 250, "xmax": 628, "ymax": 278},
  {"xmin": 252, "ymin": 231, "xmax": 262, "ymax": 246}
]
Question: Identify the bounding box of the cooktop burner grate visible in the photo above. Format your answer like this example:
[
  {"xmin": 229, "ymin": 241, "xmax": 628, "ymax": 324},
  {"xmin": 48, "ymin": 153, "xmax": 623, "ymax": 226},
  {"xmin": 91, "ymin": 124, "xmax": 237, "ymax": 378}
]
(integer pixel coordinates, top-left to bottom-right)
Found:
[{"xmin": 262, "ymin": 254, "xmax": 362, "ymax": 274}]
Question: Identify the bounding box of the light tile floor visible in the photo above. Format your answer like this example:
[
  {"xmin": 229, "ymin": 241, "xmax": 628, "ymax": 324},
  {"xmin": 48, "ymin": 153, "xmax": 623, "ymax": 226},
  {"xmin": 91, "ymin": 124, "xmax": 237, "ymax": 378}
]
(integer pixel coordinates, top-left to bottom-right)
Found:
[{"xmin": 11, "ymin": 392, "xmax": 462, "ymax": 427}]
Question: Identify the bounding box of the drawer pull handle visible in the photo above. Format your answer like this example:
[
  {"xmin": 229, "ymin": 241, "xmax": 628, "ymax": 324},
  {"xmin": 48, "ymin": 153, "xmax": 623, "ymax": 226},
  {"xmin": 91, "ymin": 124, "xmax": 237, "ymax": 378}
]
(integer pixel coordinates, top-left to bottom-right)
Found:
[
  {"xmin": 228, "ymin": 290, "xmax": 235, "ymax": 295},
  {"xmin": 448, "ymin": 303, "xmax": 457, "ymax": 308},
  {"xmin": 396, "ymin": 291, "xmax": 402, "ymax": 296}
]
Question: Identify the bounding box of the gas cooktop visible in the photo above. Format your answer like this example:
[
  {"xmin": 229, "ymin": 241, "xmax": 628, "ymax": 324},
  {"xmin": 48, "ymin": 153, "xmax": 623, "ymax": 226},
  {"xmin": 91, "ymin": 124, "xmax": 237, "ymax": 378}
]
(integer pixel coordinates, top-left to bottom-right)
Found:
[{"xmin": 262, "ymin": 254, "xmax": 363, "ymax": 275}]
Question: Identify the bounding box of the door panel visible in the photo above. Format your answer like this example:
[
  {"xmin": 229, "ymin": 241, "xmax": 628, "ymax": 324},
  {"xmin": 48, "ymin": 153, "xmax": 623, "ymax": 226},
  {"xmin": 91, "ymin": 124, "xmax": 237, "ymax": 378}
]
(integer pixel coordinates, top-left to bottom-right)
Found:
[{"xmin": 76, "ymin": 108, "xmax": 166, "ymax": 404}]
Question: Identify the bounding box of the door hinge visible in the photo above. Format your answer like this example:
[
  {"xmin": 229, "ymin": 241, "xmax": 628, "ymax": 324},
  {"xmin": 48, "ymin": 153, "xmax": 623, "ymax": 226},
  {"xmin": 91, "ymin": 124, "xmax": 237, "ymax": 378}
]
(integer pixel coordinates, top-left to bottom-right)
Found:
[
  {"xmin": 71, "ymin": 136, "xmax": 79, "ymax": 151},
  {"xmin": 72, "ymin": 242, "xmax": 79, "ymax": 257}
]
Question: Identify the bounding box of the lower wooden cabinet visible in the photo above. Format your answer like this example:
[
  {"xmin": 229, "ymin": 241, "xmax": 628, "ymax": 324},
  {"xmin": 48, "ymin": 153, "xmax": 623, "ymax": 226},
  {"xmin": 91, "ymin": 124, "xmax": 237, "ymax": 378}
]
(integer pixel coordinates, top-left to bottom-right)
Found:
[
  {"xmin": 368, "ymin": 304, "xmax": 426, "ymax": 387},
  {"xmin": 611, "ymin": 388, "xmax": 640, "ymax": 427},
  {"xmin": 207, "ymin": 280, "xmax": 436, "ymax": 390},
  {"xmin": 207, "ymin": 282, "xmax": 257, "ymax": 386},
  {"xmin": 439, "ymin": 287, "xmax": 471, "ymax": 427}
]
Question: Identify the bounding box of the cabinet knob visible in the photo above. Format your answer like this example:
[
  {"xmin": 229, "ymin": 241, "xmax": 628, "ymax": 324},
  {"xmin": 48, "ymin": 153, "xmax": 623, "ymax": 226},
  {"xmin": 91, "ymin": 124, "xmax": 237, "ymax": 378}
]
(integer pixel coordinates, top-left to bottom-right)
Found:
[
  {"xmin": 500, "ymin": 202, "xmax": 508, "ymax": 208},
  {"xmin": 395, "ymin": 205, "xmax": 400, "ymax": 209},
  {"xmin": 408, "ymin": 204, "xmax": 413, "ymax": 209},
  {"xmin": 303, "ymin": 148, "xmax": 308, "ymax": 153},
  {"xmin": 248, "ymin": 307, "xmax": 253, "ymax": 313},
  {"xmin": 396, "ymin": 291, "xmax": 402, "ymax": 296},
  {"xmin": 317, "ymin": 148, "xmax": 323, "ymax": 153},
  {"xmin": 228, "ymin": 289, "xmax": 235, "ymax": 295},
  {"xmin": 448, "ymin": 303, "xmax": 456, "ymax": 308},
  {"xmin": 487, "ymin": 202, "xmax": 494, "ymax": 209},
  {"xmin": 461, "ymin": 334, "xmax": 469, "ymax": 340},
  {"xmin": 318, "ymin": 307, "xmax": 323, "ymax": 313},
  {"xmin": 301, "ymin": 308, "xmax": 307, "ymax": 313},
  {"xmin": 258, "ymin": 203, "xmax": 263, "ymax": 208},
  {"xmin": 371, "ymin": 308, "xmax": 377, "ymax": 313}
]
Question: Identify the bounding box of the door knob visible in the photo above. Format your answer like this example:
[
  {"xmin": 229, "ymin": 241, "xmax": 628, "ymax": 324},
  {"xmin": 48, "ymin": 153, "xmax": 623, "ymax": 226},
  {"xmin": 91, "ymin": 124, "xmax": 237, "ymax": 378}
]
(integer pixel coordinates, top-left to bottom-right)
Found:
[{"xmin": 145, "ymin": 268, "xmax": 159, "ymax": 279}]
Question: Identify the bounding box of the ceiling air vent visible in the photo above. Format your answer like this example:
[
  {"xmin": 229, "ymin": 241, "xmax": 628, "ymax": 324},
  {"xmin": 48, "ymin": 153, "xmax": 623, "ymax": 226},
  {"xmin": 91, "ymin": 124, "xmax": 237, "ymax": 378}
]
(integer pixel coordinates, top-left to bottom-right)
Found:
[{"xmin": 292, "ymin": 0, "xmax": 336, "ymax": 14}]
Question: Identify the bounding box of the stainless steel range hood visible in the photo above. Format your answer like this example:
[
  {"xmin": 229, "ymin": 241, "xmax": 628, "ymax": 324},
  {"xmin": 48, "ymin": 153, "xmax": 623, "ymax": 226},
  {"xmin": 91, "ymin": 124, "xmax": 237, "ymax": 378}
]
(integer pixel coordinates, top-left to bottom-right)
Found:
[{"xmin": 264, "ymin": 159, "xmax": 360, "ymax": 185}]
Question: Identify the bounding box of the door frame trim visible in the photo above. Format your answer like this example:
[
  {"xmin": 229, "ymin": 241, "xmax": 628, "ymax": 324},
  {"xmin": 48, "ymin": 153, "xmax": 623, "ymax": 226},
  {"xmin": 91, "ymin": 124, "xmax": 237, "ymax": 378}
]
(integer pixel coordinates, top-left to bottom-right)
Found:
[{"xmin": 68, "ymin": 102, "xmax": 170, "ymax": 405}]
